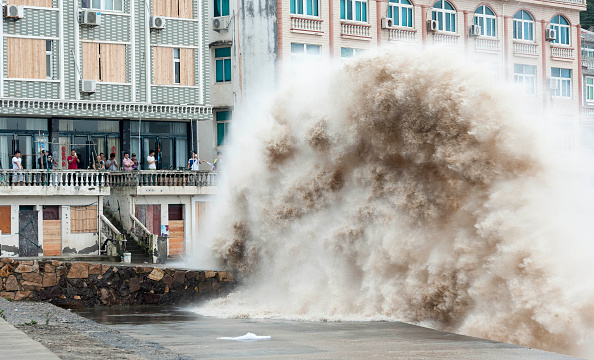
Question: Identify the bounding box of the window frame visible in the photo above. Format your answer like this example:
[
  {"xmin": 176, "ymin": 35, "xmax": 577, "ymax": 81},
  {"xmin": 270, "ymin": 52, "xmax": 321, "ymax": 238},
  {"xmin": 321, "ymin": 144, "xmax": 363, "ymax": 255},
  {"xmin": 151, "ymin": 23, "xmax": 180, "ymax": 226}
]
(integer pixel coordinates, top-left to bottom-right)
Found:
[
  {"xmin": 586, "ymin": 77, "xmax": 594, "ymax": 103},
  {"xmin": 432, "ymin": 0, "xmax": 456, "ymax": 33},
  {"xmin": 216, "ymin": 111, "xmax": 232, "ymax": 146},
  {"xmin": 550, "ymin": 15, "xmax": 570, "ymax": 46},
  {"xmin": 551, "ymin": 67, "xmax": 572, "ymax": 98},
  {"xmin": 46, "ymin": 40, "xmax": 53, "ymax": 80},
  {"xmin": 290, "ymin": 43, "xmax": 322, "ymax": 63},
  {"xmin": 513, "ymin": 64, "xmax": 536, "ymax": 95},
  {"xmin": 387, "ymin": 0, "xmax": 413, "ymax": 28},
  {"xmin": 340, "ymin": 0, "xmax": 368, "ymax": 22},
  {"xmin": 513, "ymin": 10, "xmax": 534, "ymax": 42},
  {"xmin": 214, "ymin": 47, "xmax": 232, "ymax": 83},
  {"xmin": 82, "ymin": 0, "xmax": 123, "ymax": 12},
  {"xmin": 214, "ymin": 0, "xmax": 230, "ymax": 17},
  {"xmin": 173, "ymin": 48, "xmax": 181, "ymax": 84},
  {"xmin": 291, "ymin": 0, "xmax": 319, "ymax": 17},
  {"xmin": 473, "ymin": 5, "xmax": 496, "ymax": 38}
]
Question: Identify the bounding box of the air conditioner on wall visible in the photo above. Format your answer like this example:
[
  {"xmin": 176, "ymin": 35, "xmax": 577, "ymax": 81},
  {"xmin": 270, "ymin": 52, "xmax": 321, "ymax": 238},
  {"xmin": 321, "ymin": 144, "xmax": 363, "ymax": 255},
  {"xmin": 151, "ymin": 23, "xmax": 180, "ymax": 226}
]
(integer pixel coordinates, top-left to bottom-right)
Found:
[
  {"xmin": 79, "ymin": 10, "xmax": 101, "ymax": 26},
  {"xmin": 4, "ymin": 5, "xmax": 24, "ymax": 19},
  {"xmin": 150, "ymin": 15, "xmax": 165, "ymax": 30},
  {"xmin": 80, "ymin": 79, "xmax": 97, "ymax": 94},
  {"xmin": 381, "ymin": 18, "xmax": 393, "ymax": 29},
  {"xmin": 213, "ymin": 16, "xmax": 230, "ymax": 32},
  {"xmin": 469, "ymin": 24, "xmax": 481, "ymax": 37},
  {"xmin": 427, "ymin": 20, "xmax": 437, "ymax": 32},
  {"xmin": 546, "ymin": 28, "xmax": 557, "ymax": 41}
]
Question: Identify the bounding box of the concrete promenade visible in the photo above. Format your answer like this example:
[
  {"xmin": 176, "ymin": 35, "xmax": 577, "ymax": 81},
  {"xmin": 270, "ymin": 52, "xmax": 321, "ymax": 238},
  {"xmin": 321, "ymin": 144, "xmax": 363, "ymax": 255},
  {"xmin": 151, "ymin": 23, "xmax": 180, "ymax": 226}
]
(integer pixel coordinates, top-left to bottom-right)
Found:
[{"xmin": 0, "ymin": 318, "xmax": 60, "ymax": 360}]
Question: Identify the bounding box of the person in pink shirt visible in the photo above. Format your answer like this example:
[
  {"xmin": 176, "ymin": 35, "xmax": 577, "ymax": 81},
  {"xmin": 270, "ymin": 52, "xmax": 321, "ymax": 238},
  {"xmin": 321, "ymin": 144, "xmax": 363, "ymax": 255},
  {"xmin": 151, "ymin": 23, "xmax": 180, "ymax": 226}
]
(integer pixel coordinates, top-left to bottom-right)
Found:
[{"xmin": 122, "ymin": 152, "xmax": 133, "ymax": 171}]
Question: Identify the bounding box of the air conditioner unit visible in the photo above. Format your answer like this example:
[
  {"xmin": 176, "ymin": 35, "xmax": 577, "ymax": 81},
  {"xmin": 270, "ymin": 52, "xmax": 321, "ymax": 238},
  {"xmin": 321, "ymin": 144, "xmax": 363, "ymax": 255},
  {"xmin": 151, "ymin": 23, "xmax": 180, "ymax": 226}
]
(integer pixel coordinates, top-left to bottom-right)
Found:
[
  {"xmin": 548, "ymin": 78, "xmax": 559, "ymax": 90},
  {"xmin": 427, "ymin": 20, "xmax": 438, "ymax": 32},
  {"xmin": 469, "ymin": 24, "xmax": 481, "ymax": 37},
  {"xmin": 546, "ymin": 28, "xmax": 557, "ymax": 41},
  {"xmin": 213, "ymin": 16, "xmax": 230, "ymax": 32},
  {"xmin": 381, "ymin": 17, "xmax": 393, "ymax": 29},
  {"xmin": 79, "ymin": 79, "xmax": 97, "ymax": 93},
  {"xmin": 79, "ymin": 10, "xmax": 101, "ymax": 26},
  {"xmin": 150, "ymin": 15, "xmax": 165, "ymax": 30},
  {"xmin": 4, "ymin": 5, "xmax": 24, "ymax": 19}
]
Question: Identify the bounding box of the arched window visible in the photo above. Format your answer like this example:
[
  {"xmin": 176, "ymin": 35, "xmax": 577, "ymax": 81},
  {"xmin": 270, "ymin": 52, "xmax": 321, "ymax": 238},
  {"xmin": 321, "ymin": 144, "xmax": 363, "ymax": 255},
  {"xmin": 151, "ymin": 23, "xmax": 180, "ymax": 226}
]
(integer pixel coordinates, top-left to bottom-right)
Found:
[
  {"xmin": 473, "ymin": 6, "xmax": 496, "ymax": 37},
  {"xmin": 513, "ymin": 10, "xmax": 534, "ymax": 41},
  {"xmin": 388, "ymin": 0, "xmax": 413, "ymax": 28},
  {"xmin": 432, "ymin": 1, "xmax": 456, "ymax": 33},
  {"xmin": 550, "ymin": 15, "xmax": 570, "ymax": 45}
]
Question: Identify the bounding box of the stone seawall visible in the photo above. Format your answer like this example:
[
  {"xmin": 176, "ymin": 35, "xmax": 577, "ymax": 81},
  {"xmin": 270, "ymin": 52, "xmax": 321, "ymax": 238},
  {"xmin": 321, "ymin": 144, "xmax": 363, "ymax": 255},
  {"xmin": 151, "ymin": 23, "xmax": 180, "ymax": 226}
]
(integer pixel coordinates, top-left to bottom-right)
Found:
[{"xmin": 0, "ymin": 258, "xmax": 235, "ymax": 307}]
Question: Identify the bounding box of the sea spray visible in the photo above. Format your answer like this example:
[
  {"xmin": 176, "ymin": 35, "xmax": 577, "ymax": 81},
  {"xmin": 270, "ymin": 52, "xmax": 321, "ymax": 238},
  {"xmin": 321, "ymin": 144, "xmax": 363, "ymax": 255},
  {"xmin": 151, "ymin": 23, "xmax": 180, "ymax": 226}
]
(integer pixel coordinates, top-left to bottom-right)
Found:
[{"xmin": 193, "ymin": 46, "xmax": 594, "ymax": 358}]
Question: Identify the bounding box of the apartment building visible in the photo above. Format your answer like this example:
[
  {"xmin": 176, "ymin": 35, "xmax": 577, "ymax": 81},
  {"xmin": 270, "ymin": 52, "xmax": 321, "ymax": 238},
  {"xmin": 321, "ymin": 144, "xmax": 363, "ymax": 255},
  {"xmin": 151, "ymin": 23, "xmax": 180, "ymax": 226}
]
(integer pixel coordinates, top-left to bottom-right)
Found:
[{"xmin": 210, "ymin": 0, "xmax": 586, "ymax": 152}]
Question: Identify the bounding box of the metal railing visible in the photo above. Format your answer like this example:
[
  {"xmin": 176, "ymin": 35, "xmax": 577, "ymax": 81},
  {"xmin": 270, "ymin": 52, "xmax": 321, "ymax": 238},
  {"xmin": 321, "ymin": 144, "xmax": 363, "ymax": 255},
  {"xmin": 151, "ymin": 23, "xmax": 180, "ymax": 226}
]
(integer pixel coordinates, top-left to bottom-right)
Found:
[
  {"xmin": 291, "ymin": 16, "xmax": 323, "ymax": 33},
  {"xmin": 110, "ymin": 170, "xmax": 218, "ymax": 187},
  {"xmin": 130, "ymin": 213, "xmax": 158, "ymax": 261},
  {"xmin": 388, "ymin": 28, "xmax": 416, "ymax": 42},
  {"xmin": 0, "ymin": 169, "xmax": 108, "ymax": 187}
]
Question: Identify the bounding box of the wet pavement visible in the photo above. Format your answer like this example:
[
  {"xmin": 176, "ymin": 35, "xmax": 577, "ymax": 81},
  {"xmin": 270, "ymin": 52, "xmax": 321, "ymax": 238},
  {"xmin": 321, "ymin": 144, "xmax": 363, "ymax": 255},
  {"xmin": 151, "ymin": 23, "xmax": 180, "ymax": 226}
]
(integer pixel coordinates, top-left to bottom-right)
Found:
[{"xmin": 76, "ymin": 306, "xmax": 582, "ymax": 360}]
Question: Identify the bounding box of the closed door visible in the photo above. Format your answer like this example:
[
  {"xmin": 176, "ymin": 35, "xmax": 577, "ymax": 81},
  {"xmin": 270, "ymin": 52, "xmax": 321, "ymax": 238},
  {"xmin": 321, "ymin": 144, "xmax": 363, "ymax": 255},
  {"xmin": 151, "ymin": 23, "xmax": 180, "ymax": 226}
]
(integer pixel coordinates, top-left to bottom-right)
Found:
[
  {"xmin": 19, "ymin": 207, "xmax": 39, "ymax": 257},
  {"xmin": 168, "ymin": 204, "xmax": 184, "ymax": 256},
  {"xmin": 135, "ymin": 204, "xmax": 161, "ymax": 235},
  {"xmin": 43, "ymin": 206, "xmax": 61, "ymax": 256}
]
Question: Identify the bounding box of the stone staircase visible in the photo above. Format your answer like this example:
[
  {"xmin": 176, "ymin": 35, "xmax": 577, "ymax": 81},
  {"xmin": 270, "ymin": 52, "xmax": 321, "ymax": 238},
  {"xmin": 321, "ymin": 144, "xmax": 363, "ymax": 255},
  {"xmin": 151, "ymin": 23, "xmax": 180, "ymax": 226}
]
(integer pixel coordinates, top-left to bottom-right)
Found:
[{"xmin": 103, "ymin": 212, "xmax": 152, "ymax": 264}]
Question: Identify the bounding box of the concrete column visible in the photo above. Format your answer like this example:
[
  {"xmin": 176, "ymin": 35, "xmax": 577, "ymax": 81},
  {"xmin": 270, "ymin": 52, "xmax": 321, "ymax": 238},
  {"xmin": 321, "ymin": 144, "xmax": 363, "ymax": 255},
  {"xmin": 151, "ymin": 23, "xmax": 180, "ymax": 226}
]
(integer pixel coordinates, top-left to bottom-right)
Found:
[
  {"xmin": 329, "ymin": 0, "xmax": 335, "ymax": 57},
  {"xmin": 49, "ymin": 118, "xmax": 60, "ymax": 166},
  {"xmin": 121, "ymin": 120, "xmax": 131, "ymax": 155},
  {"xmin": 421, "ymin": 5, "xmax": 429, "ymax": 44},
  {"xmin": 376, "ymin": 0, "xmax": 382, "ymax": 46},
  {"xmin": 577, "ymin": 24, "xmax": 583, "ymax": 112},
  {"xmin": 541, "ymin": 20, "xmax": 548, "ymax": 110},
  {"xmin": 503, "ymin": 16, "xmax": 510, "ymax": 80}
]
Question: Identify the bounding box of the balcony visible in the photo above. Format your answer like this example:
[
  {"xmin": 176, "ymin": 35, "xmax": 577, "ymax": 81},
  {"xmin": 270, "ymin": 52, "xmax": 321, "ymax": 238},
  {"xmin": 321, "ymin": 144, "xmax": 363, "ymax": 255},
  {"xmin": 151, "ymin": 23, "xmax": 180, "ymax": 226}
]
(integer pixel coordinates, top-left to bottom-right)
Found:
[
  {"xmin": 388, "ymin": 28, "xmax": 416, "ymax": 42},
  {"xmin": 551, "ymin": 46, "xmax": 574, "ymax": 60},
  {"xmin": 110, "ymin": 170, "xmax": 218, "ymax": 196},
  {"xmin": 341, "ymin": 22, "xmax": 371, "ymax": 39},
  {"xmin": 432, "ymin": 33, "xmax": 459, "ymax": 46},
  {"xmin": 290, "ymin": 16, "xmax": 323, "ymax": 35},
  {"xmin": 513, "ymin": 42, "xmax": 538, "ymax": 56},
  {"xmin": 475, "ymin": 38, "xmax": 499, "ymax": 52},
  {"xmin": 582, "ymin": 59, "xmax": 594, "ymax": 70}
]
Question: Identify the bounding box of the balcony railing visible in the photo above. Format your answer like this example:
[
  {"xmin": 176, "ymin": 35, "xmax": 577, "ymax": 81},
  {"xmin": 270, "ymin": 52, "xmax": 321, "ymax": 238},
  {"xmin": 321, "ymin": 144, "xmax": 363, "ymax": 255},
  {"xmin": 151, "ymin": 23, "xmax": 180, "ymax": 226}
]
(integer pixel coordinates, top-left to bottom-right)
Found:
[
  {"xmin": 388, "ymin": 28, "xmax": 416, "ymax": 42},
  {"xmin": 513, "ymin": 42, "xmax": 538, "ymax": 56},
  {"xmin": 341, "ymin": 22, "xmax": 371, "ymax": 38},
  {"xmin": 551, "ymin": 46, "xmax": 574, "ymax": 59},
  {"xmin": 291, "ymin": 16, "xmax": 323, "ymax": 33},
  {"xmin": 582, "ymin": 59, "xmax": 594, "ymax": 69},
  {"xmin": 433, "ymin": 33, "xmax": 459, "ymax": 45},
  {"xmin": 110, "ymin": 170, "xmax": 218, "ymax": 187},
  {"xmin": 0, "ymin": 170, "xmax": 109, "ymax": 187},
  {"xmin": 475, "ymin": 38, "xmax": 499, "ymax": 51}
]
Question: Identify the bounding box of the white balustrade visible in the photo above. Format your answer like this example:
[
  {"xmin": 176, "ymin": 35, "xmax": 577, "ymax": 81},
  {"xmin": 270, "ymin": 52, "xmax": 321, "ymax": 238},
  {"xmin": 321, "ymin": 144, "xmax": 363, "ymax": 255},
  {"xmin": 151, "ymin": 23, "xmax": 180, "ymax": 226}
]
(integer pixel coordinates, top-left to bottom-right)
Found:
[
  {"xmin": 433, "ymin": 33, "xmax": 459, "ymax": 45},
  {"xmin": 475, "ymin": 38, "xmax": 499, "ymax": 51},
  {"xmin": 513, "ymin": 42, "xmax": 538, "ymax": 56},
  {"xmin": 291, "ymin": 16, "xmax": 323, "ymax": 33},
  {"xmin": 110, "ymin": 170, "xmax": 218, "ymax": 187},
  {"xmin": 0, "ymin": 169, "xmax": 108, "ymax": 187},
  {"xmin": 551, "ymin": 47, "xmax": 574, "ymax": 59},
  {"xmin": 582, "ymin": 59, "xmax": 594, "ymax": 69},
  {"xmin": 584, "ymin": 108, "xmax": 594, "ymax": 117},
  {"xmin": 388, "ymin": 28, "xmax": 416, "ymax": 42},
  {"xmin": 341, "ymin": 22, "xmax": 371, "ymax": 38}
]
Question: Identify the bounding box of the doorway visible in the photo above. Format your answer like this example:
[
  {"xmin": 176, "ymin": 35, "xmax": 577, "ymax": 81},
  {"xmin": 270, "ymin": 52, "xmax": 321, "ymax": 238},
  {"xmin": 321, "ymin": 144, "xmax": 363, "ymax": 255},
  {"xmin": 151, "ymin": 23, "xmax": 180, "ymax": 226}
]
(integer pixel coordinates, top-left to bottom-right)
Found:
[{"xmin": 19, "ymin": 205, "xmax": 39, "ymax": 257}]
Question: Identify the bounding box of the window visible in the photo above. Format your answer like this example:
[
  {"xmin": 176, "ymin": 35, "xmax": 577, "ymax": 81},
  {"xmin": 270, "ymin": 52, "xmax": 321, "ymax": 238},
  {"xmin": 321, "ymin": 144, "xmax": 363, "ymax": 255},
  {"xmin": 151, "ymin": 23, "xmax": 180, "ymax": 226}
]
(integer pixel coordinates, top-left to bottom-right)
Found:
[
  {"xmin": 550, "ymin": 15, "xmax": 570, "ymax": 46},
  {"xmin": 152, "ymin": 0, "xmax": 193, "ymax": 18},
  {"xmin": 513, "ymin": 64, "xmax": 536, "ymax": 95},
  {"xmin": 215, "ymin": 47, "xmax": 231, "ymax": 83},
  {"xmin": 513, "ymin": 10, "xmax": 534, "ymax": 41},
  {"xmin": 214, "ymin": 0, "xmax": 229, "ymax": 16},
  {"xmin": 174, "ymin": 48, "xmax": 181, "ymax": 84},
  {"xmin": 551, "ymin": 67, "xmax": 571, "ymax": 98},
  {"xmin": 83, "ymin": 43, "xmax": 126, "ymax": 83},
  {"xmin": 153, "ymin": 47, "xmax": 194, "ymax": 85},
  {"xmin": 71, "ymin": 205, "xmax": 98, "ymax": 233},
  {"xmin": 291, "ymin": 0, "xmax": 318, "ymax": 16},
  {"xmin": 586, "ymin": 77, "xmax": 594, "ymax": 103},
  {"xmin": 216, "ymin": 111, "xmax": 231, "ymax": 146},
  {"xmin": 341, "ymin": 47, "xmax": 366, "ymax": 59},
  {"xmin": 387, "ymin": 0, "xmax": 413, "ymax": 28},
  {"xmin": 583, "ymin": 46, "xmax": 594, "ymax": 58},
  {"xmin": 46, "ymin": 40, "xmax": 53, "ymax": 80},
  {"xmin": 340, "ymin": 0, "xmax": 367, "ymax": 22},
  {"xmin": 473, "ymin": 6, "xmax": 496, "ymax": 37},
  {"xmin": 432, "ymin": 1, "xmax": 456, "ymax": 33},
  {"xmin": 82, "ymin": 0, "xmax": 123, "ymax": 11},
  {"xmin": 7, "ymin": 38, "xmax": 48, "ymax": 79},
  {"xmin": 291, "ymin": 43, "xmax": 321, "ymax": 62}
]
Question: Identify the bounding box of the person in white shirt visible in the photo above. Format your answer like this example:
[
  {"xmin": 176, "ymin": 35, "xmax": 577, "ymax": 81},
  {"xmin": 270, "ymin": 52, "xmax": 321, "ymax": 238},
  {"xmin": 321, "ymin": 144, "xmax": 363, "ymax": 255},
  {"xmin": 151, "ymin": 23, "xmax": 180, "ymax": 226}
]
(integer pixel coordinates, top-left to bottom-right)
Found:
[
  {"xmin": 12, "ymin": 150, "xmax": 23, "ymax": 185},
  {"xmin": 188, "ymin": 151, "xmax": 201, "ymax": 171},
  {"xmin": 147, "ymin": 150, "xmax": 157, "ymax": 170}
]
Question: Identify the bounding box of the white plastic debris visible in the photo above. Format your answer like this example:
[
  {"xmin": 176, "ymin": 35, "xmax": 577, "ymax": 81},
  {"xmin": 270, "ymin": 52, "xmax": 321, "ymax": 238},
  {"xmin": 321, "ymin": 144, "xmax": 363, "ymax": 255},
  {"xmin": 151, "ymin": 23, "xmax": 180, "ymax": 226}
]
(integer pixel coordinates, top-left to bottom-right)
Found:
[{"xmin": 216, "ymin": 332, "xmax": 271, "ymax": 341}]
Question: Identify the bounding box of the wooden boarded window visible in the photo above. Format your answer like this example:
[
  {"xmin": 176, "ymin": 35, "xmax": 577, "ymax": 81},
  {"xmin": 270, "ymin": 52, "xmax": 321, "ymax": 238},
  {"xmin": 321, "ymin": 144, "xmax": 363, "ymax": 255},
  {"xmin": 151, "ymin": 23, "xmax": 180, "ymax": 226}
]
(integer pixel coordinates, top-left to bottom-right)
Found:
[
  {"xmin": 152, "ymin": 0, "xmax": 192, "ymax": 18},
  {"xmin": 43, "ymin": 206, "xmax": 60, "ymax": 256},
  {"xmin": 83, "ymin": 43, "xmax": 126, "ymax": 83},
  {"xmin": 7, "ymin": 38, "xmax": 47, "ymax": 79},
  {"xmin": 71, "ymin": 205, "xmax": 98, "ymax": 233},
  {"xmin": 9, "ymin": 0, "xmax": 53, "ymax": 7},
  {"xmin": 153, "ymin": 47, "xmax": 194, "ymax": 85},
  {"xmin": 168, "ymin": 204, "xmax": 184, "ymax": 255},
  {"xmin": 0, "ymin": 206, "xmax": 11, "ymax": 235}
]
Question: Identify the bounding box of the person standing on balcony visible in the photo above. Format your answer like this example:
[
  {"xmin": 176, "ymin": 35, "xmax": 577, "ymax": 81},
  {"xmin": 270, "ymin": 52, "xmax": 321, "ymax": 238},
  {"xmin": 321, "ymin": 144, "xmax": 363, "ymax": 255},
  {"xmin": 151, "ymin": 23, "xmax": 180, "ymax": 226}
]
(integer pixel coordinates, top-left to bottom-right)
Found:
[
  {"xmin": 122, "ymin": 152, "xmax": 133, "ymax": 171},
  {"xmin": 93, "ymin": 155, "xmax": 105, "ymax": 170},
  {"xmin": 67, "ymin": 149, "xmax": 79, "ymax": 170},
  {"xmin": 37, "ymin": 150, "xmax": 48, "ymax": 169},
  {"xmin": 12, "ymin": 150, "xmax": 23, "ymax": 185},
  {"xmin": 188, "ymin": 151, "xmax": 201, "ymax": 171},
  {"xmin": 106, "ymin": 153, "xmax": 118, "ymax": 171},
  {"xmin": 131, "ymin": 153, "xmax": 139, "ymax": 170},
  {"xmin": 147, "ymin": 150, "xmax": 157, "ymax": 170}
]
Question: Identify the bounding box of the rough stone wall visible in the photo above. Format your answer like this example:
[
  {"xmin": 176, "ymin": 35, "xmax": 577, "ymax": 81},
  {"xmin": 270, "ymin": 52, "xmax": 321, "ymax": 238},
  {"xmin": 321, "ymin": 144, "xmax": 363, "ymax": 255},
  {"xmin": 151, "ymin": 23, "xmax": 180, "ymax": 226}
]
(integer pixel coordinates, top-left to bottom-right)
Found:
[{"xmin": 0, "ymin": 258, "xmax": 234, "ymax": 307}]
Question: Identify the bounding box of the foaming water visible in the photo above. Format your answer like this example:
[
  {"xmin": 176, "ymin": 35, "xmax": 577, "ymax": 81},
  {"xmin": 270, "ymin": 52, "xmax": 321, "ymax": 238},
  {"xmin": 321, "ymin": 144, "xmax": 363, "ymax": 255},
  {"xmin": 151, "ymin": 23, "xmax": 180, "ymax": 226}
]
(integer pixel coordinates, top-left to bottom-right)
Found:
[{"xmin": 192, "ymin": 47, "xmax": 594, "ymax": 358}]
